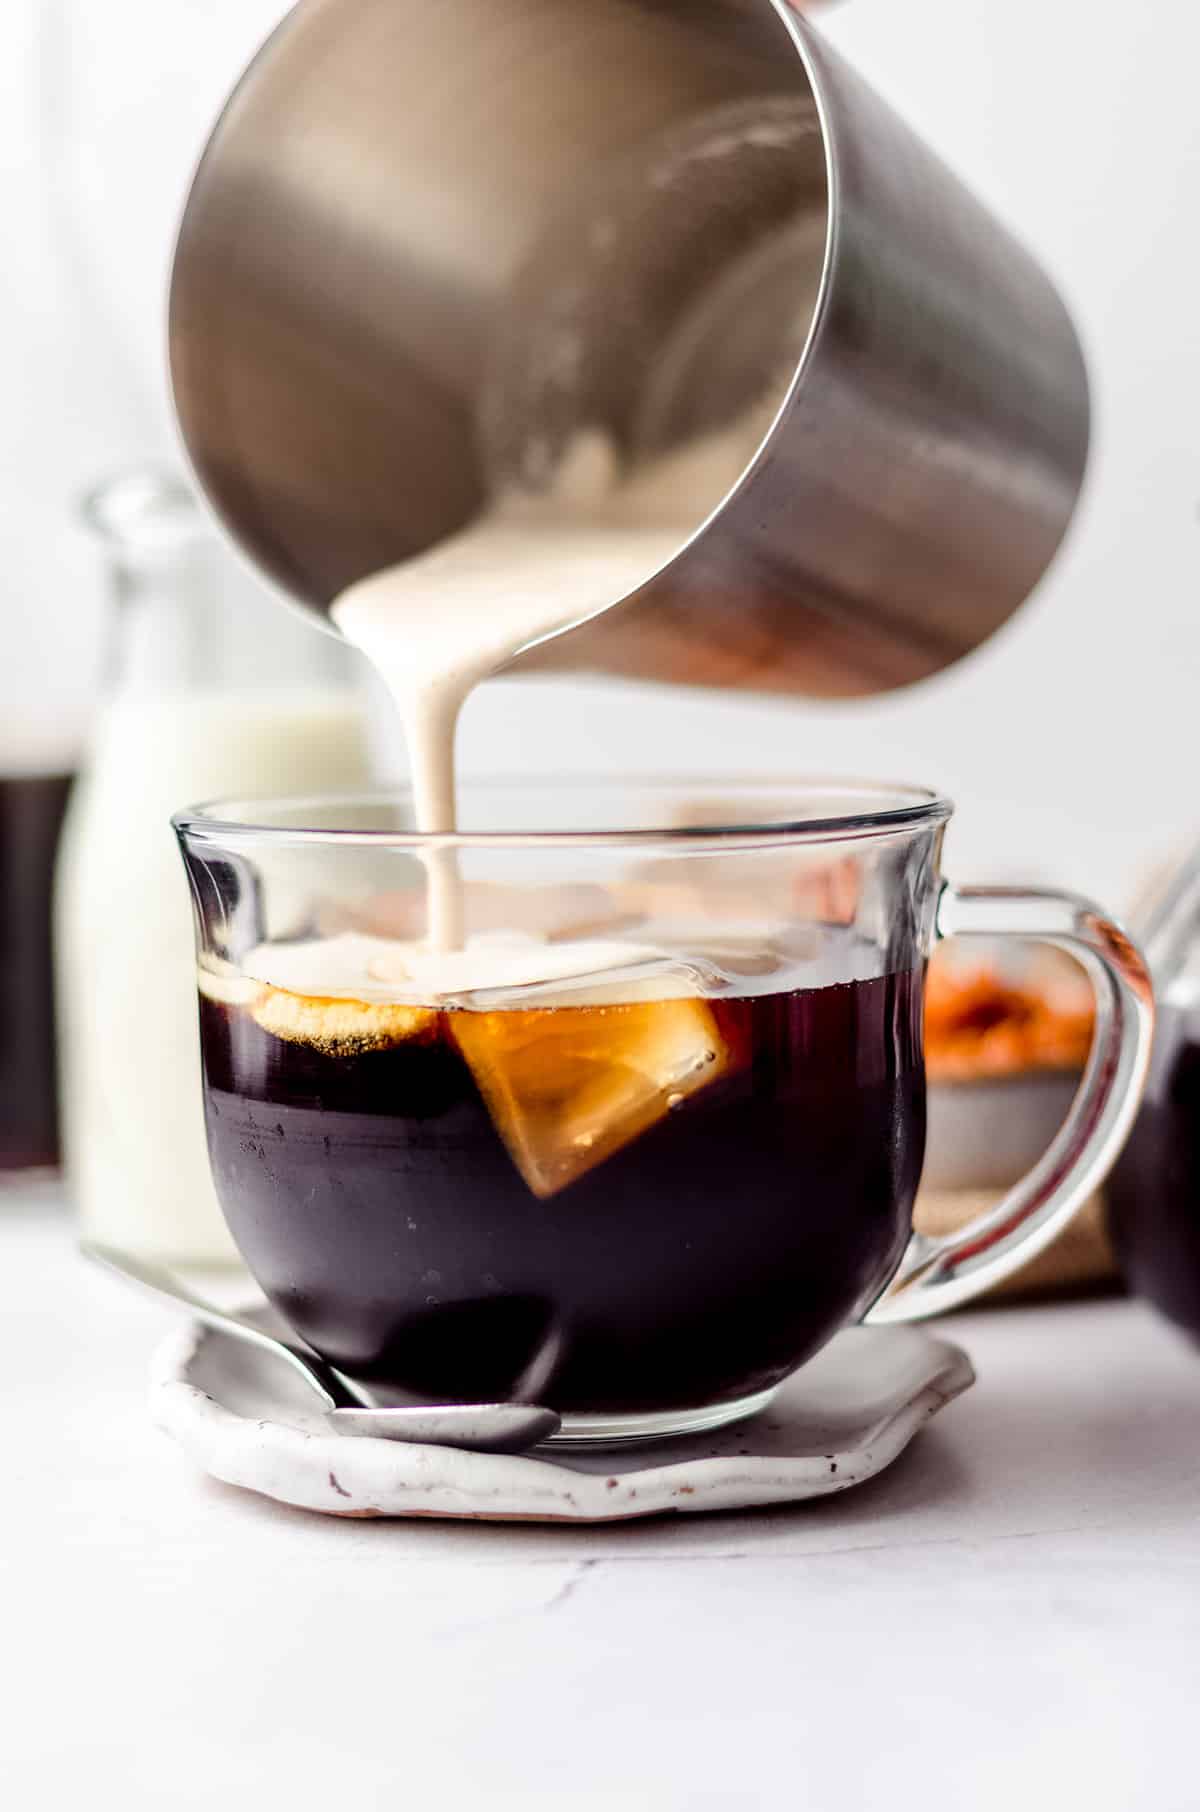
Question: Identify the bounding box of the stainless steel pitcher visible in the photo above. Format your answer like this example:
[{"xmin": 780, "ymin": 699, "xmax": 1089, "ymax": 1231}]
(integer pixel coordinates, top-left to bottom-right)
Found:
[{"xmin": 169, "ymin": 0, "xmax": 1090, "ymax": 698}]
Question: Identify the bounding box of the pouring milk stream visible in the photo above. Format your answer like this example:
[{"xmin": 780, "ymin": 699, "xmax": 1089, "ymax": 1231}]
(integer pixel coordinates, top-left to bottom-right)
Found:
[{"xmin": 331, "ymin": 417, "xmax": 770, "ymax": 959}]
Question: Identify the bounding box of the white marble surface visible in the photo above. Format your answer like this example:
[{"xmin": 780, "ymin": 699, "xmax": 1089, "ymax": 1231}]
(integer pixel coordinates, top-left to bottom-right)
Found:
[{"xmin": 4, "ymin": 1186, "xmax": 1199, "ymax": 1810}]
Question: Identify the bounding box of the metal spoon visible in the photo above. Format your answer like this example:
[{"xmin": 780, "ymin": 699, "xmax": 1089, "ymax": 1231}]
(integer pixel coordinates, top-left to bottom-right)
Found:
[{"xmin": 83, "ymin": 1242, "xmax": 561, "ymax": 1453}]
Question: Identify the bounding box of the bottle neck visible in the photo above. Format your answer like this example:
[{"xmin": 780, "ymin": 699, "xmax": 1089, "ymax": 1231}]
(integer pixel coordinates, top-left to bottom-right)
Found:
[
  {"xmin": 88, "ymin": 474, "xmax": 359, "ymax": 700},
  {"xmin": 106, "ymin": 544, "xmax": 218, "ymax": 694}
]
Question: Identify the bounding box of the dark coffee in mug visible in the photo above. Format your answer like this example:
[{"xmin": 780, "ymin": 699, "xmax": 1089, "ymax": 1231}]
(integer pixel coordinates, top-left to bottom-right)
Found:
[
  {"xmin": 198, "ymin": 966, "xmax": 924, "ymax": 1415},
  {"xmin": 1108, "ymin": 1004, "xmax": 1200, "ymax": 1341}
]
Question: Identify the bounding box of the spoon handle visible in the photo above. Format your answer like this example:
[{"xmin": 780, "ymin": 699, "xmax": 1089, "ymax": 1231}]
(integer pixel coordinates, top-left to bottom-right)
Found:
[{"xmin": 81, "ymin": 1241, "xmax": 366, "ymax": 1413}]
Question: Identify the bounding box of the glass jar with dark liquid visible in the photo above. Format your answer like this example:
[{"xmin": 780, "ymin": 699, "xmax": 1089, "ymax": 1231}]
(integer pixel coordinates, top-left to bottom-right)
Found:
[
  {"xmin": 1109, "ymin": 983, "xmax": 1200, "ymax": 1341},
  {"xmin": 0, "ymin": 772, "xmax": 72, "ymax": 1174},
  {"xmin": 1107, "ymin": 855, "xmax": 1200, "ymax": 1344}
]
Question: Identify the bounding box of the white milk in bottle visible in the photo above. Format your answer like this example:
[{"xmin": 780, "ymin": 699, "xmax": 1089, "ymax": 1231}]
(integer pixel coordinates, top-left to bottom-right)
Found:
[{"xmin": 57, "ymin": 472, "xmax": 373, "ymax": 1263}]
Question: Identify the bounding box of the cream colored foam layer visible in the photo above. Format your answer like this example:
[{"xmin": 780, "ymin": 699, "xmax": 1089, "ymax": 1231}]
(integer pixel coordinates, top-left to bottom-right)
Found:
[{"xmin": 226, "ymin": 926, "xmax": 830, "ymax": 1012}]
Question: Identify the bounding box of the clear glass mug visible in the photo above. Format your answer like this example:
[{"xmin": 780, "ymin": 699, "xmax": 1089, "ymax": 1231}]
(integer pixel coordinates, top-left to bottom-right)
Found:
[{"xmin": 175, "ymin": 781, "xmax": 1153, "ymax": 1443}]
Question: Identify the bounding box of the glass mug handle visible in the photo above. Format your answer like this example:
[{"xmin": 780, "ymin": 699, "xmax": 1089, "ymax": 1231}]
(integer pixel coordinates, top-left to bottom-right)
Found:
[{"xmin": 867, "ymin": 884, "xmax": 1155, "ymax": 1323}]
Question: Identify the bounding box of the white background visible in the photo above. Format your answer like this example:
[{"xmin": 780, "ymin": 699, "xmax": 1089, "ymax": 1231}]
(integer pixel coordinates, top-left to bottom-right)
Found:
[{"xmin": 3, "ymin": 0, "xmax": 1198, "ymax": 904}]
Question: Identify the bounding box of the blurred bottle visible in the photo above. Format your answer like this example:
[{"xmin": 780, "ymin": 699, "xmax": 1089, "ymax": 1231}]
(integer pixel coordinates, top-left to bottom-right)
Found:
[
  {"xmin": 56, "ymin": 470, "xmax": 373, "ymax": 1262},
  {"xmin": 1109, "ymin": 853, "xmax": 1200, "ymax": 1344},
  {"xmin": 1, "ymin": 772, "xmax": 73, "ymax": 1179}
]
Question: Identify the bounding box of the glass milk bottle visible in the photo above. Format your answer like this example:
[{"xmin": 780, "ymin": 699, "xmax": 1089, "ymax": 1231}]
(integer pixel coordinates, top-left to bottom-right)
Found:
[{"xmin": 56, "ymin": 471, "xmax": 373, "ymax": 1263}]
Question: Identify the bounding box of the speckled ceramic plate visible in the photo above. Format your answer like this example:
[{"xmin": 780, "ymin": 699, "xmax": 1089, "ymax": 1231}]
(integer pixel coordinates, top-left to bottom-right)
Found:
[{"xmin": 150, "ymin": 1321, "xmax": 974, "ymax": 1523}]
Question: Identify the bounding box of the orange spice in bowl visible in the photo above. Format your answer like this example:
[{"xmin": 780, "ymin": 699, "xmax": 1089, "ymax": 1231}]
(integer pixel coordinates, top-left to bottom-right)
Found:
[{"xmin": 925, "ymin": 954, "xmax": 1095, "ymax": 1084}]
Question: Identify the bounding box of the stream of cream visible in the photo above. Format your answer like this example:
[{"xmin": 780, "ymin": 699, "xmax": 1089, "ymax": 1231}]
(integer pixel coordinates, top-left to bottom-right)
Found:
[{"xmin": 331, "ymin": 417, "xmax": 772, "ymax": 952}]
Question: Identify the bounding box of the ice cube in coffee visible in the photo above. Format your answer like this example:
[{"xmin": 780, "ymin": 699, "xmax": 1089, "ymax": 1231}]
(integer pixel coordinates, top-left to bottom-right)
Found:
[{"xmin": 453, "ymin": 995, "xmax": 738, "ymax": 1197}]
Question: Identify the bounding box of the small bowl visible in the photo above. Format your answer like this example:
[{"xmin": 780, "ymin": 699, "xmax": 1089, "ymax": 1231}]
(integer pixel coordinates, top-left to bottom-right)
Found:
[
  {"xmin": 916, "ymin": 1069, "xmax": 1116, "ymax": 1298},
  {"xmin": 923, "ymin": 1071, "xmax": 1081, "ymax": 1193}
]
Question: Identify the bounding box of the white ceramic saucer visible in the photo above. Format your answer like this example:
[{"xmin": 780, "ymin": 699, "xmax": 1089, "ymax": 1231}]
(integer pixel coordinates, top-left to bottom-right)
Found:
[{"xmin": 151, "ymin": 1321, "xmax": 974, "ymax": 1523}]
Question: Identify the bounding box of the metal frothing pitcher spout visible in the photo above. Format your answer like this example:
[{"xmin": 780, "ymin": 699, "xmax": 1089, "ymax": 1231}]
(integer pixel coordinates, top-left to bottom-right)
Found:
[{"xmin": 169, "ymin": 0, "xmax": 1089, "ymax": 699}]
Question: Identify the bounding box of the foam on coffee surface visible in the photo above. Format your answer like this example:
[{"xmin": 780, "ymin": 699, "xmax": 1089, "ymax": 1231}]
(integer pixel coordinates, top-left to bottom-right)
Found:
[
  {"xmin": 252, "ymin": 992, "xmax": 437, "ymax": 1057},
  {"xmin": 230, "ymin": 922, "xmax": 825, "ymax": 1015}
]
